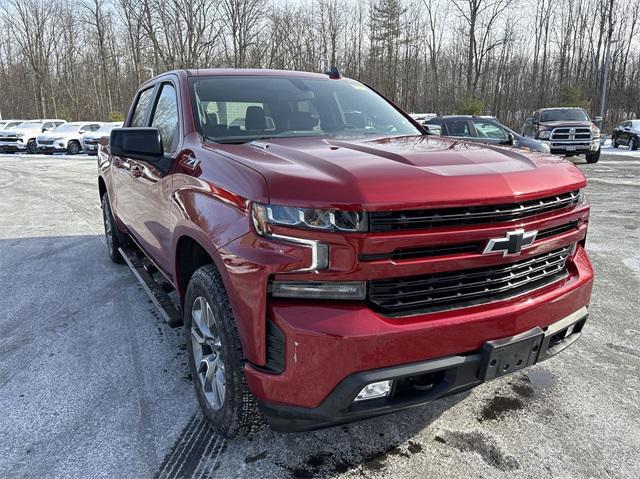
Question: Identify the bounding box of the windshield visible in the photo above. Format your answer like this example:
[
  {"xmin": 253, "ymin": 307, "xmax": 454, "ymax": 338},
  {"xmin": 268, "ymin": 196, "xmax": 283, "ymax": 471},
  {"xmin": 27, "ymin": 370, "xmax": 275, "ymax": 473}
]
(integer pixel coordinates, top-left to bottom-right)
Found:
[
  {"xmin": 53, "ymin": 123, "xmax": 81, "ymax": 133},
  {"xmin": 6, "ymin": 122, "xmax": 22, "ymax": 129},
  {"xmin": 189, "ymin": 75, "xmax": 420, "ymax": 143},
  {"xmin": 16, "ymin": 121, "xmax": 42, "ymax": 130},
  {"xmin": 540, "ymin": 109, "xmax": 589, "ymax": 122}
]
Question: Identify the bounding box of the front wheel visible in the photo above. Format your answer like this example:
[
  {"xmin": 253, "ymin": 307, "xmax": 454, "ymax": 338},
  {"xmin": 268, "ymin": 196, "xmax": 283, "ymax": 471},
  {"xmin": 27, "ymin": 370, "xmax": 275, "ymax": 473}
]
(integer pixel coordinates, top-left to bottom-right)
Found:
[
  {"xmin": 630, "ymin": 137, "xmax": 638, "ymax": 151},
  {"xmin": 585, "ymin": 150, "xmax": 600, "ymax": 164},
  {"xmin": 26, "ymin": 140, "xmax": 37, "ymax": 154},
  {"xmin": 185, "ymin": 265, "xmax": 265, "ymax": 438},
  {"xmin": 67, "ymin": 141, "xmax": 80, "ymax": 155},
  {"xmin": 612, "ymin": 136, "xmax": 619, "ymax": 148}
]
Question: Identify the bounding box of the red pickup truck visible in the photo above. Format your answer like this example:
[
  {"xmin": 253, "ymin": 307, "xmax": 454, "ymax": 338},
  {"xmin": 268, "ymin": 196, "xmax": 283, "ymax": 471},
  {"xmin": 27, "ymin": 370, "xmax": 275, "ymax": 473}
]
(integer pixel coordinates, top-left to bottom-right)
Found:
[{"xmin": 98, "ymin": 69, "xmax": 594, "ymax": 438}]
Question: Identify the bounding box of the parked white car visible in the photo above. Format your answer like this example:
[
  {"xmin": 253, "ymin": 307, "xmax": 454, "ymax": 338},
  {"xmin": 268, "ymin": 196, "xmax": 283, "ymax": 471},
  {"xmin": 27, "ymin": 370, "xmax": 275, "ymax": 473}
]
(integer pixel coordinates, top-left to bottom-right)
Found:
[
  {"xmin": 0, "ymin": 120, "xmax": 25, "ymax": 131},
  {"xmin": 82, "ymin": 122, "xmax": 122, "ymax": 155},
  {"xmin": 0, "ymin": 119, "xmax": 65, "ymax": 153},
  {"xmin": 37, "ymin": 122, "xmax": 103, "ymax": 154}
]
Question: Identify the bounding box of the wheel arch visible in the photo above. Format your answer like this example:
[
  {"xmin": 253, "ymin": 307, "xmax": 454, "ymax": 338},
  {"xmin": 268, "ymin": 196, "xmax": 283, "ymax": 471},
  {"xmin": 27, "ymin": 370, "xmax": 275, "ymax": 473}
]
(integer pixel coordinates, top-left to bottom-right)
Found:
[{"xmin": 175, "ymin": 234, "xmax": 221, "ymax": 301}]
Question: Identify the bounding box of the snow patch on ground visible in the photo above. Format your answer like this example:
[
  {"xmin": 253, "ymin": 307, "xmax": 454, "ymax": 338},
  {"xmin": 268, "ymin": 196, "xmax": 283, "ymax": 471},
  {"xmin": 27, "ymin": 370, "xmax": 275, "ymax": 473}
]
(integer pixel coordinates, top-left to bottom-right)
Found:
[{"xmin": 601, "ymin": 139, "xmax": 640, "ymax": 157}]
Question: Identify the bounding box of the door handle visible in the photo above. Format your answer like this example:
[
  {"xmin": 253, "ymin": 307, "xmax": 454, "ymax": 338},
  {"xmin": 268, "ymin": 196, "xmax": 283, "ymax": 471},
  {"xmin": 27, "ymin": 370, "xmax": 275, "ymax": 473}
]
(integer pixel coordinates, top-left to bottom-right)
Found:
[{"xmin": 131, "ymin": 165, "xmax": 142, "ymax": 178}]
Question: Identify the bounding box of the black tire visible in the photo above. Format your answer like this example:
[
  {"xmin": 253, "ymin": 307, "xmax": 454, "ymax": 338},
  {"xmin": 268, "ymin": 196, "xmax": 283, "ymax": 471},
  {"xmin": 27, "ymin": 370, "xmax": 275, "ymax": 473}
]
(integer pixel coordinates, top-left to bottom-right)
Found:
[
  {"xmin": 101, "ymin": 193, "xmax": 125, "ymax": 264},
  {"xmin": 630, "ymin": 137, "xmax": 638, "ymax": 151},
  {"xmin": 184, "ymin": 265, "xmax": 266, "ymax": 438},
  {"xmin": 26, "ymin": 140, "xmax": 37, "ymax": 154},
  {"xmin": 612, "ymin": 136, "xmax": 619, "ymax": 148},
  {"xmin": 585, "ymin": 150, "xmax": 600, "ymax": 164},
  {"xmin": 67, "ymin": 141, "xmax": 80, "ymax": 155}
]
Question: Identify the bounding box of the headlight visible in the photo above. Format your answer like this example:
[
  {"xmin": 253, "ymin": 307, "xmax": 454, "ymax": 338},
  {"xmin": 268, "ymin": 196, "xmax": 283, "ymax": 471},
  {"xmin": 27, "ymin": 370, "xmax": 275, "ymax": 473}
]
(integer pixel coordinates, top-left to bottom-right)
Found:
[
  {"xmin": 252, "ymin": 203, "xmax": 367, "ymax": 234},
  {"xmin": 538, "ymin": 130, "xmax": 551, "ymax": 139},
  {"xmin": 577, "ymin": 189, "xmax": 587, "ymax": 205}
]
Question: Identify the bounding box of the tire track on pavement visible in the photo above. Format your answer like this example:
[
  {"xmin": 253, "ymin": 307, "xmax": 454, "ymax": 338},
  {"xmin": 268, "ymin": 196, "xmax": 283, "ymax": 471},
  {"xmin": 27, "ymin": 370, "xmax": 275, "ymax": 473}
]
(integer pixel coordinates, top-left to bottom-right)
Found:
[{"xmin": 154, "ymin": 414, "xmax": 227, "ymax": 479}]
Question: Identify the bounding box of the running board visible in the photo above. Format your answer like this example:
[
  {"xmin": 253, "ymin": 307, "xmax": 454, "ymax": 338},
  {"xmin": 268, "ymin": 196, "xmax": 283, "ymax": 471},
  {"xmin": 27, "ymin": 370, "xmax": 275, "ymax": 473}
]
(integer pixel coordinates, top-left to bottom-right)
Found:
[{"xmin": 119, "ymin": 246, "xmax": 182, "ymax": 327}]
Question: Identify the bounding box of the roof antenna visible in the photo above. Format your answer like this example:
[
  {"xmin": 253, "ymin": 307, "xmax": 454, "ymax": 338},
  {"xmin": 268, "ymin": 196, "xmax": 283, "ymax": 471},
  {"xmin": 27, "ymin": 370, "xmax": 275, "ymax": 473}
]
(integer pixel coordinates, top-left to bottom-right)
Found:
[{"xmin": 325, "ymin": 65, "xmax": 341, "ymax": 79}]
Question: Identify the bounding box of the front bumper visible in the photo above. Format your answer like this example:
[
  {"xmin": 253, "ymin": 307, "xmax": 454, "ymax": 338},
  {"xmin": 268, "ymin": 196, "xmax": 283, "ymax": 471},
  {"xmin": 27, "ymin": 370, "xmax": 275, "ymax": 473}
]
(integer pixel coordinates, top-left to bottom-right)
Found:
[
  {"xmin": 37, "ymin": 144, "xmax": 67, "ymax": 153},
  {"xmin": 244, "ymin": 243, "xmax": 593, "ymax": 411},
  {"xmin": 260, "ymin": 306, "xmax": 589, "ymax": 432},
  {"xmin": 543, "ymin": 139, "xmax": 600, "ymax": 155},
  {"xmin": 0, "ymin": 140, "xmax": 26, "ymax": 151},
  {"xmin": 37, "ymin": 140, "xmax": 67, "ymax": 153}
]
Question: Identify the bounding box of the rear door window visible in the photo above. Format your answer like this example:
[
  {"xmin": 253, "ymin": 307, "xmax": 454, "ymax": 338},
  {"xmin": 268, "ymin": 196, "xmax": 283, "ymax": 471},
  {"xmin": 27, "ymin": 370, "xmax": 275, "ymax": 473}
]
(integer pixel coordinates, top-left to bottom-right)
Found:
[
  {"xmin": 444, "ymin": 120, "xmax": 472, "ymax": 137},
  {"xmin": 130, "ymin": 88, "xmax": 155, "ymax": 127}
]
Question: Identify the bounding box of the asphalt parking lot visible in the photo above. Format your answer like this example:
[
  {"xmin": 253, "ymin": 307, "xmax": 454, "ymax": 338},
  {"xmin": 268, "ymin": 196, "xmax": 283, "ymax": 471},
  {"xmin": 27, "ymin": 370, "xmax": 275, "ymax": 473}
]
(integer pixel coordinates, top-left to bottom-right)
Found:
[{"xmin": 0, "ymin": 150, "xmax": 638, "ymax": 479}]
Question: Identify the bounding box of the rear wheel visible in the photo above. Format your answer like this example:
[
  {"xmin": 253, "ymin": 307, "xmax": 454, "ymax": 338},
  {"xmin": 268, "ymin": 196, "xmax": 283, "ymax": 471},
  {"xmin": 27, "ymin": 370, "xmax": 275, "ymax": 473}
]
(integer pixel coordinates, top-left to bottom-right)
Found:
[
  {"xmin": 630, "ymin": 137, "xmax": 638, "ymax": 151},
  {"xmin": 585, "ymin": 150, "xmax": 600, "ymax": 164},
  {"xmin": 67, "ymin": 141, "xmax": 80, "ymax": 155},
  {"xmin": 612, "ymin": 136, "xmax": 619, "ymax": 148},
  {"xmin": 101, "ymin": 194, "xmax": 125, "ymax": 264},
  {"xmin": 185, "ymin": 265, "xmax": 266, "ymax": 438}
]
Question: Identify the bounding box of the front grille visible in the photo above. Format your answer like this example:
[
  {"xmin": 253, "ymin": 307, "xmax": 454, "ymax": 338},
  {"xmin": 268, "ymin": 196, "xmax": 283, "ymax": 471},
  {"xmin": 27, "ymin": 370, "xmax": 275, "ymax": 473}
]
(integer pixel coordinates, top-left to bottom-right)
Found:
[
  {"xmin": 38, "ymin": 140, "xmax": 54, "ymax": 145},
  {"xmin": 550, "ymin": 128, "xmax": 591, "ymax": 141},
  {"xmin": 360, "ymin": 221, "xmax": 580, "ymax": 262},
  {"xmin": 368, "ymin": 246, "xmax": 572, "ymax": 316},
  {"xmin": 368, "ymin": 190, "xmax": 580, "ymax": 232},
  {"xmin": 0, "ymin": 137, "xmax": 18, "ymax": 142},
  {"xmin": 85, "ymin": 139, "xmax": 99, "ymax": 145}
]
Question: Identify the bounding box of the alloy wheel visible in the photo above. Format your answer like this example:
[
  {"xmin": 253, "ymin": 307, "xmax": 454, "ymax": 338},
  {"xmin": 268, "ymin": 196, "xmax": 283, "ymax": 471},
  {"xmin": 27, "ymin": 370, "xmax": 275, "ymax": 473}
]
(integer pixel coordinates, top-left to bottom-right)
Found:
[{"xmin": 191, "ymin": 296, "xmax": 226, "ymax": 410}]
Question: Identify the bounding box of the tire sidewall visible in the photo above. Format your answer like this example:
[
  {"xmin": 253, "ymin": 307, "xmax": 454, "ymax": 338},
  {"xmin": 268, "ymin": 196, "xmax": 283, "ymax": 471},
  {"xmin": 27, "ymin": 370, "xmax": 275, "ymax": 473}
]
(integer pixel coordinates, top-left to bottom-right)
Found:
[
  {"xmin": 68, "ymin": 141, "xmax": 80, "ymax": 155},
  {"xmin": 27, "ymin": 140, "xmax": 37, "ymax": 154},
  {"xmin": 102, "ymin": 194, "xmax": 124, "ymax": 263},
  {"xmin": 184, "ymin": 268, "xmax": 246, "ymax": 436}
]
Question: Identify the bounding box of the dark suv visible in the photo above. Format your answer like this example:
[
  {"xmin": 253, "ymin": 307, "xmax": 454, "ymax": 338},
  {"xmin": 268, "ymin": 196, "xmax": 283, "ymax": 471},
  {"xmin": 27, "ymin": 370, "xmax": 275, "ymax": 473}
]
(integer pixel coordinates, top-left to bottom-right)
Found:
[
  {"xmin": 612, "ymin": 119, "xmax": 640, "ymax": 150},
  {"xmin": 522, "ymin": 108, "xmax": 601, "ymax": 163},
  {"xmin": 425, "ymin": 115, "xmax": 549, "ymax": 153}
]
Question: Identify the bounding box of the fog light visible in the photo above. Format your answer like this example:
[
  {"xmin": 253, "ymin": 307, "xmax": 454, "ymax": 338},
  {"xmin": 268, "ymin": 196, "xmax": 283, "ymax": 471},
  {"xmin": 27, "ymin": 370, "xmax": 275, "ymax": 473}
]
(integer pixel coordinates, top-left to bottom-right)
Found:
[
  {"xmin": 354, "ymin": 380, "xmax": 393, "ymax": 402},
  {"xmin": 270, "ymin": 281, "xmax": 366, "ymax": 300}
]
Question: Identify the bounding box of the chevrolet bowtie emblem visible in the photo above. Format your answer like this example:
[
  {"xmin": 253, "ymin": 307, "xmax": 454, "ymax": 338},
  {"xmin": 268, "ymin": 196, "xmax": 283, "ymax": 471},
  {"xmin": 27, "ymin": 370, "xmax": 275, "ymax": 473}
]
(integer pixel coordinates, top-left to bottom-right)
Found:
[{"xmin": 483, "ymin": 229, "xmax": 538, "ymax": 256}]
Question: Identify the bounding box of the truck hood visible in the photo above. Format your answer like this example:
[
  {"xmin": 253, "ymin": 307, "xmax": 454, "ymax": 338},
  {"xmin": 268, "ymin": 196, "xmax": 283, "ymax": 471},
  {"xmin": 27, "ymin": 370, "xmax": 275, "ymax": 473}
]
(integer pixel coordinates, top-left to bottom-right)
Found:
[
  {"xmin": 208, "ymin": 135, "xmax": 586, "ymax": 210},
  {"xmin": 39, "ymin": 132, "xmax": 75, "ymax": 141},
  {"xmin": 538, "ymin": 120, "xmax": 594, "ymax": 129}
]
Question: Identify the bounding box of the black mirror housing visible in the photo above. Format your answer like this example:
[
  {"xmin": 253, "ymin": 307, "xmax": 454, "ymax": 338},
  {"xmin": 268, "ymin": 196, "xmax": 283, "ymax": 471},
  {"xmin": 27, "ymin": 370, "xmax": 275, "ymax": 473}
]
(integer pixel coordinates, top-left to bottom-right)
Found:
[{"xmin": 110, "ymin": 128, "xmax": 163, "ymax": 162}]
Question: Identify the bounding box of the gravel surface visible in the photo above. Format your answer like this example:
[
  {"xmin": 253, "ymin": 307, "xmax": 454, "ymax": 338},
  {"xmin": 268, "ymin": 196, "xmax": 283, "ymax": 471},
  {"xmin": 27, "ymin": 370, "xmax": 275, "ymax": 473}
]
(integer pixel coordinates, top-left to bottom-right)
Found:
[{"xmin": 0, "ymin": 152, "xmax": 638, "ymax": 479}]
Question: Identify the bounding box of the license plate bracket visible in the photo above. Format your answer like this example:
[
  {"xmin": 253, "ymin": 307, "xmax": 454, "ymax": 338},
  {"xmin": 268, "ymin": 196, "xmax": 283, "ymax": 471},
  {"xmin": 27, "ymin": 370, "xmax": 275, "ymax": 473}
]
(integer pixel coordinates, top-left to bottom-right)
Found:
[
  {"xmin": 480, "ymin": 327, "xmax": 544, "ymax": 381},
  {"xmin": 565, "ymin": 146, "xmax": 576, "ymax": 151}
]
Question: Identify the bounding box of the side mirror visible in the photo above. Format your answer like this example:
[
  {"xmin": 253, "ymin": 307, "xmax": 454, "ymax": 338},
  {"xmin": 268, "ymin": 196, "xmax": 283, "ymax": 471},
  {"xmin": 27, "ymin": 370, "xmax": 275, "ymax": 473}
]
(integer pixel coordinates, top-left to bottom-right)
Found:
[
  {"xmin": 42, "ymin": 127, "xmax": 51, "ymax": 132},
  {"xmin": 110, "ymin": 128, "xmax": 163, "ymax": 162}
]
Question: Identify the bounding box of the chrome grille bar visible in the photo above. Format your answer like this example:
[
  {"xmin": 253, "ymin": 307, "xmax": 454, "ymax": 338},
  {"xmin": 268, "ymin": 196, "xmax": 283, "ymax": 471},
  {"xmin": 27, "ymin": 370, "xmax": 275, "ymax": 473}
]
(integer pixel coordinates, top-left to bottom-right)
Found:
[
  {"xmin": 369, "ymin": 190, "xmax": 580, "ymax": 231},
  {"xmin": 368, "ymin": 246, "xmax": 573, "ymax": 316}
]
